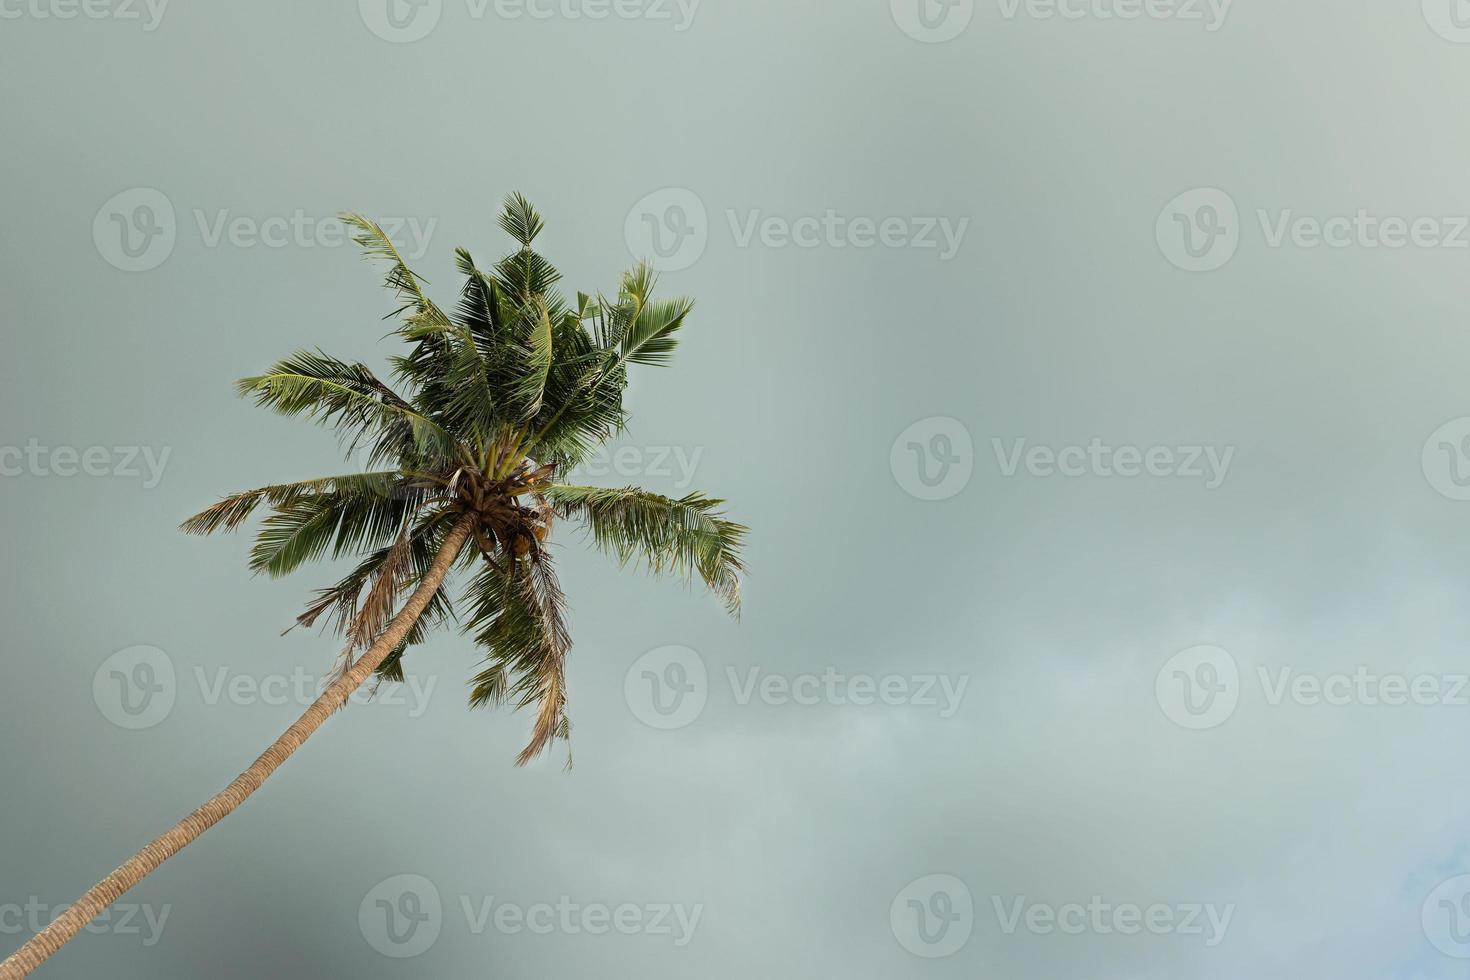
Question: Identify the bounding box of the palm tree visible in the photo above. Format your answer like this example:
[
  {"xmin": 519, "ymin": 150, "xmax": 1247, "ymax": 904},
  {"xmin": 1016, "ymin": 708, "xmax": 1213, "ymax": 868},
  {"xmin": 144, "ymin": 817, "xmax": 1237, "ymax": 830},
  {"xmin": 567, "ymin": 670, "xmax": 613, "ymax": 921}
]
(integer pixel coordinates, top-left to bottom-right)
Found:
[{"xmin": 0, "ymin": 194, "xmax": 745, "ymax": 977}]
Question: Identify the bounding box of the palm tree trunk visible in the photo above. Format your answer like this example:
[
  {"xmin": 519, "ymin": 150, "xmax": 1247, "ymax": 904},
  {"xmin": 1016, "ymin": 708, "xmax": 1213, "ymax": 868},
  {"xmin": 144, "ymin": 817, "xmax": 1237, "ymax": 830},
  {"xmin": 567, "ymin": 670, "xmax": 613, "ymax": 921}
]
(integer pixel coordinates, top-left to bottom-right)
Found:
[{"xmin": 0, "ymin": 516, "xmax": 474, "ymax": 978}]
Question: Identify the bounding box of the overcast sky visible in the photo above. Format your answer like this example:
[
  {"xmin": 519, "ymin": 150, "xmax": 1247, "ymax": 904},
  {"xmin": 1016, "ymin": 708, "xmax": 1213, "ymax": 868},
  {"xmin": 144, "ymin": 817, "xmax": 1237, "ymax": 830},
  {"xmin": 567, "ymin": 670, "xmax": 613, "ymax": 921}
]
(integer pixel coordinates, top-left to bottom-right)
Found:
[{"xmin": 6, "ymin": 1, "xmax": 1470, "ymax": 977}]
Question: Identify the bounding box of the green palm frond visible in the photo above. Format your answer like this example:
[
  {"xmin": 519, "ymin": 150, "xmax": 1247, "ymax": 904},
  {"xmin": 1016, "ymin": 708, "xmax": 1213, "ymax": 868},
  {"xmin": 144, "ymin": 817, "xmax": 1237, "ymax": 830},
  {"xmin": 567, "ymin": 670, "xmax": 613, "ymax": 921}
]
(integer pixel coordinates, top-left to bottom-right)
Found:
[
  {"xmin": 463, "ymin": 551, "xmax": 572, "ymax": 766},
  {"xmin": 248, "ymin": 488, "xmax": 426, "ymax": 578},
  {"xmin": 343, "ymin": 522, "xmax": 416, "ymax": 653},
  {"xmin": 526, "ymin": 325, "xmax": 627, "ymax": 469},
  {"xmin": 543, "ymin": 484, "xmax": 746, "ymax": 617},
  {"xmin": 453, "ymin": 248, "xmax": 508, "ymax": 350},
  {"xmin": 237, "ymin": 350, "xmax": 458, "ymax": 466},
  {"xmin": 497, "ymin": 192, "xmax": 545, "ymax": 248},
  {"xmin": 180, "ymin": 471, "xmax": 404, "ymax": 536},
  {"xmin": 247, "ymin": 495, "xmax": 350, "ymax": 578},
  {"xmin": 493, "ymin": 195, "xmax": 564, "ymax": 310},
  {"xmin": 297, "ymin": 507, "xmax": 460, "ymax": 639},
  {"xmin": 613, "ymin": 266, "xmax": 692, "ymax": 368},
  {"xmin": 432, "ymin": 330, "xmax": 500, "ymax": 442},
  {"xmin": 341, "ymin": 213, "xmax": 453, "ymax": 333},
  {"xmin": 511, "ymin": 300, "xmax": 554, "ymax": 419}
]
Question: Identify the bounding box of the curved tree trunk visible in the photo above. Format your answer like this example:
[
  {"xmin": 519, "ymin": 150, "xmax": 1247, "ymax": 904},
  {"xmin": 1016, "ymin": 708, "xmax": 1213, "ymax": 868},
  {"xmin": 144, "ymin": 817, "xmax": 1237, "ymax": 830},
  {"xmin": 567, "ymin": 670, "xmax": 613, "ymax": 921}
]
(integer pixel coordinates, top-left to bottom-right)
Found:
[{"xmin": 0, "ymin": 516, "xmax": 474, "ymax": 978}]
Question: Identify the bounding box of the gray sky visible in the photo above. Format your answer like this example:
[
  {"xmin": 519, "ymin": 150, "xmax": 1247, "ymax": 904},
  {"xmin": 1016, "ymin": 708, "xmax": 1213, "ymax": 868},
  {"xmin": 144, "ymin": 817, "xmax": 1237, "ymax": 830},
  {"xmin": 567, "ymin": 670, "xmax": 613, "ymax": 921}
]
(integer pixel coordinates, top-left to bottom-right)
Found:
[{"xmin": 5, "ymin": 1, "xmax": 1470, "ymax": 976}]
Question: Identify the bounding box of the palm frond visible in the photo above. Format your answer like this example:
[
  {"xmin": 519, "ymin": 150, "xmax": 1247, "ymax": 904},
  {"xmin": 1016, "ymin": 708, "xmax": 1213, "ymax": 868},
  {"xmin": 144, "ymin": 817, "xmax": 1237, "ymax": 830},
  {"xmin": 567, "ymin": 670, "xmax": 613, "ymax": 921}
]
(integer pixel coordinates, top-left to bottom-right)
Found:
[
  {"xmin": 543, "ymin": 484, "xmax": 746, "ymax": 617},
  {"xmin": 497, "ymin": 192, "xmax": 545, "ymax": 248},
  {"xmin": 342, "ymin": 212, "xmax": 453, "ymax": 333},
  {"xmin": 453, "ymin": 248, "xmax": 507, "ymax": 350},
  {"xmin": 345, "ymin": 520, "xmax": 416, "ymax": 653},
  {"xmin": 511, "ymin": 300, "xmax": 554, "ymax": 419},
  {"xmin": 180, "ymin": 471, "xmax": 403, "ymax": 535},
  {"xmin": 493, "ymin": 194, "xmax": 563, "ymax": 307},
  {"xmin": 517, "ymin": 264, "xmax": 690, "ymax": 467},
  {"xmin": 297, "ymin": 507, "xmax": 459, "ymax": 638},
  {"xmin": 611, "ymin": 265, "xmax": 692, "ymax": 367},
  {"xmin": 463, "ymin": 550, "xmax": 572, "ymax": 766},
  {"xmin": 237, "ymin": 350, "xmax": 458, "ymax": 466},
  {"xmin": 248, "ymin": 495, "xmax": 349, "ymax": 578},
  {"xmin": 431, "ymin": 330, "xmax": 500, "ymax": 443},
  {"xmin": 526, "ymin": 346, "xmax": 626, "ymax": 470},
  {"xmin": 248, "ymin": 487, "xmax": 429, "ymax": 578}
]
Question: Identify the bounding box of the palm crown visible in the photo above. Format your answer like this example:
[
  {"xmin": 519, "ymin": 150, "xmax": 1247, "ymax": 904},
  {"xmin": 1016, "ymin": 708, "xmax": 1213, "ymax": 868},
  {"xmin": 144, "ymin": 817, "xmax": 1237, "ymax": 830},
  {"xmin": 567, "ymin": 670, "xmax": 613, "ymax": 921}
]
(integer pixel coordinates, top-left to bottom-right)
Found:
[{"xmin": 181, "ymin": 194, "xmax": 746, "ymax": 766}]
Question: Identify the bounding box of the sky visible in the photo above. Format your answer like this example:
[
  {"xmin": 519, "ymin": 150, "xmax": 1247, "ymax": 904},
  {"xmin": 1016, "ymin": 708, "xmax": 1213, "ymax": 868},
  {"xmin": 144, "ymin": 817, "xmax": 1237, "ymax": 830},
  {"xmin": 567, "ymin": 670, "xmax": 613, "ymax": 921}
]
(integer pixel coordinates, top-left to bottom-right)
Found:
[{"xmin": 6, "ymin": 0, "xmax": 1470, "ymax": 976}]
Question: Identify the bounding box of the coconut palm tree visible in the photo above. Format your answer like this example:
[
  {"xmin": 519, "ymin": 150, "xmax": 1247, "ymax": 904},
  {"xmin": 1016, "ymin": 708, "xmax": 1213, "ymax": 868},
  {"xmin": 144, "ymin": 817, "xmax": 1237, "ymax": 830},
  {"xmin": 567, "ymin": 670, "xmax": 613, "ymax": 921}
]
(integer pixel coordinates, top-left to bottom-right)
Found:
[{"xmin": 0, "ymin": 194, "xmax": 745, "ymax": 977}]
